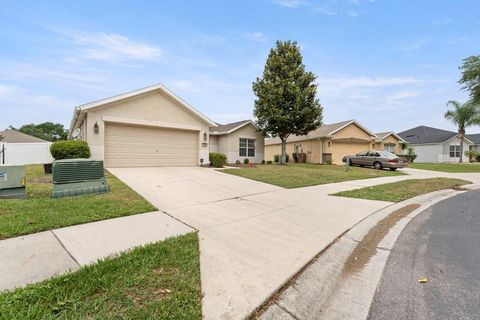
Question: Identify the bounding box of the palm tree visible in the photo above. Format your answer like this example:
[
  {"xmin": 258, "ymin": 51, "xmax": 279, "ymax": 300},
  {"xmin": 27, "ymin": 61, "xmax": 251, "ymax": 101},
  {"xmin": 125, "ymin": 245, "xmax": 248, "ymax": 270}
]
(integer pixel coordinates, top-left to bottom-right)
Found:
[{"xmin": 444, "ymin": 100, "xmax": 480, "ymax": 163}]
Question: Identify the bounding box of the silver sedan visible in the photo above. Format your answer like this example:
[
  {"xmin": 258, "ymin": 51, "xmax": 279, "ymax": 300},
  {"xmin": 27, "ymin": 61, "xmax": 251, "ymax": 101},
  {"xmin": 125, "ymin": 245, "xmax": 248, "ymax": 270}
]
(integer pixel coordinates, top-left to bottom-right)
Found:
[{"xmin": 342, "ymin": 151, "xmax": 406, "ymax": 171}]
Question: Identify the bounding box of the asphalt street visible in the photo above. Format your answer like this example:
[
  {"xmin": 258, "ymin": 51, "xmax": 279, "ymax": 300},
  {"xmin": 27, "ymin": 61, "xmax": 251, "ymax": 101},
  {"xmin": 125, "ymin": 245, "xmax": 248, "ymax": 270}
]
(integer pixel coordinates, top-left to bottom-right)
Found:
[{"xmin": 368, "ymin": 189, "xmax": 480, "ymax": 320}]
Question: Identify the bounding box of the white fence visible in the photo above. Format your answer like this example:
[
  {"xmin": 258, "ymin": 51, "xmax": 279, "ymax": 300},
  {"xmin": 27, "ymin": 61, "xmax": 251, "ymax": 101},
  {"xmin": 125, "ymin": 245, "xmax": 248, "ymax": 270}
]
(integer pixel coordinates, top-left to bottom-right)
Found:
[{"xmin": 0, "ymin": 142, "xmax": 53, "ymax": 165}]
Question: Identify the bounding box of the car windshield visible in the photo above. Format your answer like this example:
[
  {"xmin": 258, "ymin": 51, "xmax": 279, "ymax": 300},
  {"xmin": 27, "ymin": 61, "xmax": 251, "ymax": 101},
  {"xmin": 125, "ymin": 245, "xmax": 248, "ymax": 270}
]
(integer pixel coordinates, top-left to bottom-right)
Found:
[
  {"xmin": 356, "ymin": 151, "xmax": 368, "ymax": 156},
  {"xmin": 379, "ymin": 151, "xmax": 397, "ymax": 158}
]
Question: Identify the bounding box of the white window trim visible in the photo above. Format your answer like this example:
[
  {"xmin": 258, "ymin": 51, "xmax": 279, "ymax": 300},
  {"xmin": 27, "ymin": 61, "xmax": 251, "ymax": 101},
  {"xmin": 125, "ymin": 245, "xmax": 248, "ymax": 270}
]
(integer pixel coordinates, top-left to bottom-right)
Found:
[
  {"xmin": 239, "ymin": 138, "xmax": 255, "ymax": 157},
  {"xmin": 449, "ymin": 145, "xmax": 461, "ymax": 158}
]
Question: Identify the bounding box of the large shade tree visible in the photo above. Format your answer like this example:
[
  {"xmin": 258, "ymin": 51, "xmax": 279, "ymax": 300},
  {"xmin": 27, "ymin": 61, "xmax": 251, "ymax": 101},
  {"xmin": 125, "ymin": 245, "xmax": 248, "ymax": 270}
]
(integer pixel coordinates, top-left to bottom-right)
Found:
[
  {"xmin": 444, "ymin": 100, "xmax": 480, "ymax": 163},
  {"xmin": 10, "ymin": 122, "xmax": 68, "ymax": 142},
  {"xmin": 459, "ymin": 55, "xmax": 480, "ymax": 104},
  {"xmin": 253, "ymin": 40, "xmax": 323, "ymax": 164}
]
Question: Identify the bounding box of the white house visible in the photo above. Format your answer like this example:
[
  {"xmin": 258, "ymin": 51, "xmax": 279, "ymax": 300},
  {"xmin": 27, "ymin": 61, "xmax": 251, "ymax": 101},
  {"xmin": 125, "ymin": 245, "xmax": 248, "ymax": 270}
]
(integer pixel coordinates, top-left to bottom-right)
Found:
[{"xmin": 398, "ymin": 126, "xmax": 479, "ymax": 163}]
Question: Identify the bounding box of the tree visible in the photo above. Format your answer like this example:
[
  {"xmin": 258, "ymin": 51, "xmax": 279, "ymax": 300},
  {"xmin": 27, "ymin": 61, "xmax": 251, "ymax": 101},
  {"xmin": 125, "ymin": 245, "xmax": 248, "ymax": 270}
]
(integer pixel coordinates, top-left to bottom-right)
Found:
[
  {"xmin": 253, "ymin": 40, "xmax": 323, "ymax": 164},
  {"xmin": 10, "ymin": 122, "xmax": 68, "ymax": 142},
  {"xmin": 459, "ymin": 56, "xmax": 480, "ymax": 104},
  {"xmin": 444, "ymin": 100, "xmax": 480, "ymax": 163}
]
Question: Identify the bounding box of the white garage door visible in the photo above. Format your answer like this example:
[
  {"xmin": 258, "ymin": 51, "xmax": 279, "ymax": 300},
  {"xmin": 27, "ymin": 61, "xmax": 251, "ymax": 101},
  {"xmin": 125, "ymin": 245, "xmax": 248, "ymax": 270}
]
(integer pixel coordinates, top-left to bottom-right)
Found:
[{"xmin": 105, "ymin": 123, "xmax": 198, "ymax": 167}]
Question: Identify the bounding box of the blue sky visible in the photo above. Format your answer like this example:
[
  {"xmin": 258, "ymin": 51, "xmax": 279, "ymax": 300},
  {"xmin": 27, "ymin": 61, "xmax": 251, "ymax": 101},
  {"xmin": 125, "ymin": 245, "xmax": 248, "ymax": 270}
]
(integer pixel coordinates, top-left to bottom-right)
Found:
[{"xmin": 1, "ymin": 0, "xmax": 479, "ymax": 134}]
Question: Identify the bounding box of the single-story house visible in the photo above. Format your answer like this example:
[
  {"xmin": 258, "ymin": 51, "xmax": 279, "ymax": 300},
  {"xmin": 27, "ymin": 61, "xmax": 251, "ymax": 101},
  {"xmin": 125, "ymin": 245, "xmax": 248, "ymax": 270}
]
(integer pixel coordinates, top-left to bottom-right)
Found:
[
  {"xmin": 374, "ymin": 132, "xmax": 406, "ymax": 155},
  {"xmin": 69, "ymin": 84, "xmax": 216, "ymax": 167},
  {"xmin": 468, "ymin": 134, "xmax": 480, "ymax": 152},
  {"xmin": 209, "ymin": 120, "xmax": 264, "ymax": 164},
  {"xmin": 398, "ymin": 125, "xmax": 478, "ymax": 163},
  {"xmin": 264, "ymin": 120, "xmax": 378, "ymax": 165},
  {"xmin": 0, "ymin": 129, "xmax": 53, "ymax": 165}
]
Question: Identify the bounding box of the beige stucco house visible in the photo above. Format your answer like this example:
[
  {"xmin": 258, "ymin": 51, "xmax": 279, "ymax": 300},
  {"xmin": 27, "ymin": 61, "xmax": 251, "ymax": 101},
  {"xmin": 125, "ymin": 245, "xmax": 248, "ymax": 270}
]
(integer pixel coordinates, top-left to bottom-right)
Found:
[
  {"xmin": 265, "ymin": 120, "xmax": 378, "ymax": 165},
  {"xmin": 374, "ymin": 132, "xmax": 406, "ymax": 155},
  {"xmin": 69, "ymin": 84, "xmax": 216, "ymax": 167},
  {"xmin": 209, "ymin": 120, "xmax": 264, "ymax": 164}
]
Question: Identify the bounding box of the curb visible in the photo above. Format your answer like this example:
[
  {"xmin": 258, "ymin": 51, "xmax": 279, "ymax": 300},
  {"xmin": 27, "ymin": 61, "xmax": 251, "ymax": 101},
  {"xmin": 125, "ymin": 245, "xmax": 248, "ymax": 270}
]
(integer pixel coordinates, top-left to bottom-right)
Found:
[{"xmin": 255, "ymin": 184, "xmax": 480, "ymax": 320}]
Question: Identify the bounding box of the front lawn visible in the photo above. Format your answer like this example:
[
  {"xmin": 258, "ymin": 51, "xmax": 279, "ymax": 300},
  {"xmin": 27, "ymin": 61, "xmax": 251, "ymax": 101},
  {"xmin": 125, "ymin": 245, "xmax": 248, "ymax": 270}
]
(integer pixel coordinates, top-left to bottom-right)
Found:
[
  {"xmin": 0, "ymin": 165, "xmax": 156, "ymax": 239},
  {"xmin": 409, "ymin": 163, "xmax": 480, "ymax": 173},
  {"xmin": 0, "ymin": 233, "xmax": 201, "ymax": 320},
  {"xmin": 332, "ymin": 178, "xmax": 471, "ymax": 202},
  {"xmin": 221, "ymin": 163, "xmax": 403, "ymax": 189}
]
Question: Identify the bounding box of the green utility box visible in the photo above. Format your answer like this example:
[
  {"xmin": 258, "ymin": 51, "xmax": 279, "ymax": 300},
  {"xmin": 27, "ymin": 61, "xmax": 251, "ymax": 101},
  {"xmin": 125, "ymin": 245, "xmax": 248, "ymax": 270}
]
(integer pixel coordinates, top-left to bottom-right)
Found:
[
  {"xmin": 52, "ymin": 159, "xmax": 109, "ymax": 198},
  {"xmin": 0, "ymin": 165, "xmax": 27, "ymax": 199}
]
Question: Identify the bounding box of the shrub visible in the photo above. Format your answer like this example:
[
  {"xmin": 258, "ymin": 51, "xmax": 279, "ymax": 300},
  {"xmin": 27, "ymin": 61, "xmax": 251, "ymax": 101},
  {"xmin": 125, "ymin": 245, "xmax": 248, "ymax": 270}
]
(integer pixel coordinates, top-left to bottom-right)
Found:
[
  {"xmin": 274, "ymin": 154, "xmax": 289, "ymax": 163},
  {"xmin": 261, "ymin": 160, "xmax": 265, "ymax": 164},
  {"xmin": 209, "ymin": 152, "xmax": 227, "ymax": 168},
  {"xmin": 243, "ymin": 158, "xmax": 249, "ymax": 165},
  {"xmin": 465, "ymin": 149, "xmax": 479, "ymax": 162},
  {"xmin": 235, "ymin": 160, "xmax": 241, "ymax": 165},
  {"xmin": 50, "ymin": 140, "xmax": 91, "ymax": 160},
  {"xmin": 404, "ymin": 146, "xmax": 417, "ymax": 163},
  {"xmin": 266, "ymin": 160, "xmax": 272, "ymax": 164}
]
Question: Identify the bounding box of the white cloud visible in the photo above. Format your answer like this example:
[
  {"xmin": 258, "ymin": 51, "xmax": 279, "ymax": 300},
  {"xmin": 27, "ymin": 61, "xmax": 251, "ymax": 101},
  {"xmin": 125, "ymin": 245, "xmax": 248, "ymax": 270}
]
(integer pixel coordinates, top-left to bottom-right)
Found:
[
  {"xmin": 243, "ymin": 32, "xmax": 268, "ymax": 43},
  {"xmin": 191, "ymin": 33, "xmax": 225, "ymax": 46},
  {"xmin": 317, "ymin": 76, "xmax": 424, "ymax": 94},
  {"xmin": 273, "ymin": 0, "xmax": 309, "ymax": 8},
  {"xmin": 347, "ymin": 10, "xmax": 360, "ymax": 17},
  {"xmin": 316, "ymin": 6, "xmax": 336, "ymax": 15},
  {"xmin": 386, "ymin": 90, "xmax": 421, "ymax": 100},
  {"xmin": 73, "ymin": 32, "xmax": 162, "ymax": 62},
  {"xmin": 0, "ymin": 84, "xmax": 18, "ymax": 96},
  {"xmin": 391, "ymin": 39, "xmax": 429, "ymax": 52}
]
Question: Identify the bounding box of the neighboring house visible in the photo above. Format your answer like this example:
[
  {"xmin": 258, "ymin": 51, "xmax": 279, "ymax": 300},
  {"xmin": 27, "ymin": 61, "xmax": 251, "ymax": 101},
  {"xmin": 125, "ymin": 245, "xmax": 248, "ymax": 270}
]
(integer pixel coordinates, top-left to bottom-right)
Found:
[
  {"xmin": 209, "ymin": 120, "xmax": 264, "ymax": 164},
  {"xmin": 374, "ymin": 132, "xmax": 406, "ymax": 155},
  {"xmin": 0, "ymin": 129, "xmax": 53, "ymax": 165},
  {"xmin": 398, "ymin": 126, "xmax": 476, "ymax": 163},
  {"xmin": 467, "ymin": 134, "xmax": 480, "ymax": 152},
  {"xmin": 264, "ymin": 120, "xmax": 377, "ymax": 165},
  {"xmin": 69, "ymin": 84, "xmax": 216, "ymax": 167}
]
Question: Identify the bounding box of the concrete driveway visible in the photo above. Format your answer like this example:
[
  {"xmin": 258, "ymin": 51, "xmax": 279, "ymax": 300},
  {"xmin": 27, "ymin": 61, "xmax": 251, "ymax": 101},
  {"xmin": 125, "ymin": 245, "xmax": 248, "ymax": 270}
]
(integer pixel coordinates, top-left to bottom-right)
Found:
[{"xmin": 110, "ymin": 167, "xmax": 395, "ymax": 320}]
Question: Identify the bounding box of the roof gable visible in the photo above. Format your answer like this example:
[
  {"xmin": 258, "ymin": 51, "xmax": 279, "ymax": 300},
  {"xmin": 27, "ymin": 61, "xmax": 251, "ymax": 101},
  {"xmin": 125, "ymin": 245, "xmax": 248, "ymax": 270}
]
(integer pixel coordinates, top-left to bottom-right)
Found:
[
  {"xmin": 209, "ymin": 120, "xmax": 257, "ymax": 135},
  {"xmin": 0, "ymin": 129, "xmax": 48, "ymax": 143},
  {"xmin": 70, "ymin": 84, "xmax": 216, "ymax": 134},
  {"xmin": 264, "ymin": 119, "xmax": 376, "ymax": 145}
]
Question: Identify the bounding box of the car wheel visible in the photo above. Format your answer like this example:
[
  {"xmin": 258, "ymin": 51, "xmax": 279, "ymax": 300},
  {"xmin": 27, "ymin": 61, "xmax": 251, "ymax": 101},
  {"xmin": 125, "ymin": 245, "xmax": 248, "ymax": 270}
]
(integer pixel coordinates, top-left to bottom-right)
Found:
[{"xmin": 373, "ymin": 161, "xmax": 382, "ymax": 170}]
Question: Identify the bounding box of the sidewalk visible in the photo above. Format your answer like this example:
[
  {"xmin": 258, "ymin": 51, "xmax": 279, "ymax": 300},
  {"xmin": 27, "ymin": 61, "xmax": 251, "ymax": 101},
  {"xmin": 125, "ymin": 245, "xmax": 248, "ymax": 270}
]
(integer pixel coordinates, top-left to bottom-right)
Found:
[{"xmin": 0, "ymin": 211, "xmax": 193, "ymax": 292}]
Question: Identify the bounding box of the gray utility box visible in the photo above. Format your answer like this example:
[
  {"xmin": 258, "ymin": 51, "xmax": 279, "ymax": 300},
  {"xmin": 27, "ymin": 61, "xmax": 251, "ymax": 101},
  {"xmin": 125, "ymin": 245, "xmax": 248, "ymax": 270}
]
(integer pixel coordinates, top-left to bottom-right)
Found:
[
  {"xmin": 0, "ymin": 165, "xmax": 27, "ymax": 199},
  {"xmin": 52, "ymin": 159, "xmax": 109, "ymax": 198}
]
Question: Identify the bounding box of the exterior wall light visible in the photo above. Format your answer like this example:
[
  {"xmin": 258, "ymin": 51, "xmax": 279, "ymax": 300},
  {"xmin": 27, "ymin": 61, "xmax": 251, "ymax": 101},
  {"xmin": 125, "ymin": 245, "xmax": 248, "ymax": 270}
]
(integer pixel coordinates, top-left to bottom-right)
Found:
[
  {"xmin": 94, "ymin": 122, "xmax": 99, "ymax": 134},
  {"xmin": 203, "ymin": 132, "xmax": 207, "ymax": 141}
]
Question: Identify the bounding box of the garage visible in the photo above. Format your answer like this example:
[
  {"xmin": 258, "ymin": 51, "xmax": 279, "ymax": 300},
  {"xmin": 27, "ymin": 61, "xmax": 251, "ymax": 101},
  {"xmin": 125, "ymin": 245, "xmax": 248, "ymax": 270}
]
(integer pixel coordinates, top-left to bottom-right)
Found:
[
  {"xmin": 331, "ymin": 140, "xmax": 371, "ymax": 165},
  {"xmin": 105, "ymin": 123, "xmax": 198, "ymax": 167},
  {"xmin": 68, "ymin": 84, "xmax": 215, "ymax": 167}
]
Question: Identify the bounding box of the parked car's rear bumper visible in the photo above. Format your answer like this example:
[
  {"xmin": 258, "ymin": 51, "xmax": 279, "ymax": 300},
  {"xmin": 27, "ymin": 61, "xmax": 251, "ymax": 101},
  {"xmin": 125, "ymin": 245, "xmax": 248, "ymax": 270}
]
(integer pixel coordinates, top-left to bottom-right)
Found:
[{"xmin": 382, "ymin": 162, "xmax": 405, "ymax": 169}]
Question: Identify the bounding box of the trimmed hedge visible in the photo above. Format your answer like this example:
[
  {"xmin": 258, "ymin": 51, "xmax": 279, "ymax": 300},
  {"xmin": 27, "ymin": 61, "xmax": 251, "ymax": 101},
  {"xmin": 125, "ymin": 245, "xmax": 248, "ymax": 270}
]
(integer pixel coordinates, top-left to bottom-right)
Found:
[
  {"xmin": 50, "ymin": 140, "xmax": 91, "ymax": 160},
  {"xmin": 274, "ymin": 154, "xmax": 289, "ymax": 163},
  {"xmin": 209, "ymin": 152, "xmax": 227, "ymax": 168},
  {"xmin": 243, "ymin": 158, "xmax": 249, "ymax": 165}
]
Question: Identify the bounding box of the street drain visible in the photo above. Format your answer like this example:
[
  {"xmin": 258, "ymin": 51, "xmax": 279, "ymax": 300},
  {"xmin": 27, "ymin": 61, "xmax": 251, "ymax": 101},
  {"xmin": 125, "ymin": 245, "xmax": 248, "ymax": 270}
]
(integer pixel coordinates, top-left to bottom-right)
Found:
[{"xmin": 342, "ymin": 203, "xmax": 421, "ymax": 277}]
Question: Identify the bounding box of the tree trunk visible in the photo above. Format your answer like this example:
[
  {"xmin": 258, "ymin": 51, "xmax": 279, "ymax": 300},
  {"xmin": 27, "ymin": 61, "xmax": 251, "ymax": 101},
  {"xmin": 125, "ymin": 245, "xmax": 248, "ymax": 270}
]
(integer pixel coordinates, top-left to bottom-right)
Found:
[
  {"xmin": 459, "ymin": 131, "xmax": 464, "ymax": 163},
  {"xmin": 280, "ymin": 138, "xmax": 287, "ymax": 165}
]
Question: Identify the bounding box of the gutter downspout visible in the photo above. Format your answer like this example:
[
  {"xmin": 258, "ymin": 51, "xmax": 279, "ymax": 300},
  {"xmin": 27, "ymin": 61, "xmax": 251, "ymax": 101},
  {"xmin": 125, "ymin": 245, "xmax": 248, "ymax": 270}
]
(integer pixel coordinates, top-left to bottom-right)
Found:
[{"xmin": 319, "ymin": 138, "xmax": 323, "ymax": 164}]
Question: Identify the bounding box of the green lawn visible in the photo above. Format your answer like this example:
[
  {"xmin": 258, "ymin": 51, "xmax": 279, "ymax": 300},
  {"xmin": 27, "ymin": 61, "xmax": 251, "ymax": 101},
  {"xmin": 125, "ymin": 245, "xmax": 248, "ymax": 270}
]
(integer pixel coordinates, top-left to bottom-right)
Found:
[
  {"xmin": 332, "ymin": 178, "xmax": 471, "ymax": 202},
  {"xmin": 0, "ymin": 165, "xmax": 156, "ymax": 239},
  {"xmin": 0, "ymin": 233, "xmax": 201, "ymax": 320},
  {"xmin": 221, "ymin": 163, "xmax": 403, "ymax": 189},
  {"xmin": 409, "ymin": 163, "xmax": 480, "ymax": 173}
]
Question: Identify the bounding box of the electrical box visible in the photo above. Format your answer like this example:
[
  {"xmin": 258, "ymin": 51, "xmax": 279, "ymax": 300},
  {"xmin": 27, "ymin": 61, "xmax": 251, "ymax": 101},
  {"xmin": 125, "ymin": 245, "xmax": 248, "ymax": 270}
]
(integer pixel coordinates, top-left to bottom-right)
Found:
[
  {"xmin": 52, "ymin": 159, "xmax": 109, "ymax": 198},
  {"xmin": 0, "ymin": 165, "xmax": 27, "ymax": 199}
]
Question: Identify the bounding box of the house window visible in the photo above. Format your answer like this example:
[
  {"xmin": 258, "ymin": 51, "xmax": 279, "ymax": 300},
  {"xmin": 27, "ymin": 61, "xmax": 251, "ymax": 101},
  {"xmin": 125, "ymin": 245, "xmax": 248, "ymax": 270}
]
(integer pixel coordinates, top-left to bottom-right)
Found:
[
  {"xmin": 449, "ymin": 145, "xmax": 460, "ymax": 158},
  {"xmin": 384, "ymin": 143, "xmax": 396, "ymax": 153},
  {"xmin": 239, "ymin": 138, "xmax": 255, "ymax": 157}
]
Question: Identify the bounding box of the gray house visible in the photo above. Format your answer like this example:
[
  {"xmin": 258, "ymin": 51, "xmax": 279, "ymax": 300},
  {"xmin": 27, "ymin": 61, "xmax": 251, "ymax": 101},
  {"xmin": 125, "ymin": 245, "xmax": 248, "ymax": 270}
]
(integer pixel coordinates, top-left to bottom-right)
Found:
[{"xmin": 398, "ymin": 126, "xmax": 480, "ymax": 163}]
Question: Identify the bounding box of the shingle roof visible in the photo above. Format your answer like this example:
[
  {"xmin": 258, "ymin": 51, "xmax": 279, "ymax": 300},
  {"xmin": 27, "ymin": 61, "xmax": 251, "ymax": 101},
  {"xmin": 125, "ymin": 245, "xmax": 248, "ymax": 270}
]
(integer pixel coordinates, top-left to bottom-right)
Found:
[
  {"xmin": 0, "ymin": 129, "xmax": 48, "ymax": 143},
  {"xmin": 265, "ymin": 120, "xmax": 370, "ymax": 145},
  {"xmin": 398, "ymin": 126, "xmax": 457, "ymax": 144},
  {"xmin": 209, "ymin": 120, "xmax": 252, "ymax": 135},
  {"xmin": 467, "ymin": 133, "xmax": 480, "ymax": 144},
  {"xmin": 375, "ymin": 132, "xmax": 392, "ymax": 139}
]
